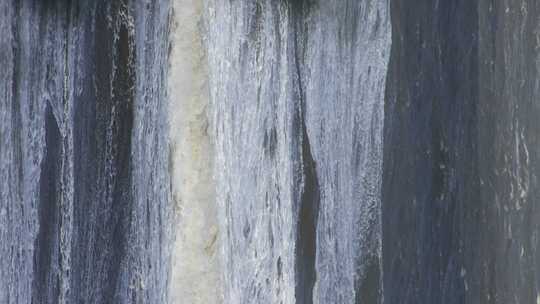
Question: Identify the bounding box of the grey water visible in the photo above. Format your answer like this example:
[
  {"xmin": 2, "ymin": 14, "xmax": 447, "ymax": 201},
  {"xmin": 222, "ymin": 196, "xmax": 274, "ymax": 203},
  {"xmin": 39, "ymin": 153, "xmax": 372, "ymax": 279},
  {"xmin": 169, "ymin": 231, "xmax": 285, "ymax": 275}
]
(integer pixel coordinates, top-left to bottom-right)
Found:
[{"xmin": 2, "ymin": 0, "xmax": 540, "ymax": 304}]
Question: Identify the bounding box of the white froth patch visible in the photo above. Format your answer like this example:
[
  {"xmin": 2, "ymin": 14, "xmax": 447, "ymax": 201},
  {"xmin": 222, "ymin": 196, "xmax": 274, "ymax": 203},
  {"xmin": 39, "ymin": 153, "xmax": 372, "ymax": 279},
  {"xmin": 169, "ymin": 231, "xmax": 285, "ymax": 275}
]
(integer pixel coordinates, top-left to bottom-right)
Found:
[{"xmin": 168, "ymin": 1, "xmax": 221, "ymax": 303}]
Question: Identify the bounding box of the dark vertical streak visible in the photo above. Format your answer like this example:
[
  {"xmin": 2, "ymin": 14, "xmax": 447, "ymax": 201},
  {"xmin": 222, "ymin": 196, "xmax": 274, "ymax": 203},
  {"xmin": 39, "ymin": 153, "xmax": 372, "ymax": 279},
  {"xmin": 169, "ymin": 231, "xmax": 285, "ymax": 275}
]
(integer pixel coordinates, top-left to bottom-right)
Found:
[
  {"xmin": 295, "ymin": 118, "xmax": 320, "ymax": 304},
  {"xmin": 290, "ymin": 2, "xmax": 319, "ymax": 304},
  {"xmin": 32, "ymin": 2, "xmax": 68, "ymax": 302},
  {"xmin": 70, "ymin": 2, "xmax": 97, "ymax": 300},
  {"xmin": 10, "ymin": 0, "xmax": 23, "ymax": 199},
  {"xmin": 355, "ymin": 255, "xmax": 381, "ymax": 304},
  {"xmin": 107, "ymin": 9, "xmax": 135, "ymax": 302},
  {"xmin": 33, "ymin": 105, "xmax": 61, "ymax": 304},
  {"xmin": 91, "ymin": 2, "xmax": 135, "ymax": 302}
]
